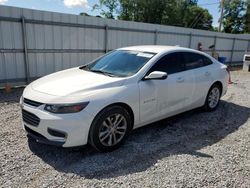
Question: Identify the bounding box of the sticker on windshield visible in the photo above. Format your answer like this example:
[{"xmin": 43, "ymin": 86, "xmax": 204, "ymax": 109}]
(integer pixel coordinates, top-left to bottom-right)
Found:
[{"xmin": 136, "ymin": 53, "xmax": 154, "ymax": 58}]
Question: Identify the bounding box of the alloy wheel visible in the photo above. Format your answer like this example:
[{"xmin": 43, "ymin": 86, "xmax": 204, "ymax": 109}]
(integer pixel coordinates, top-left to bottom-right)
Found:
[
  {"xmin": 208, "ymin": 87, "xmax": 220, "ymax": 109},
  {"xmin": 98, "ymin": 113, "xmax": 127, "ymax": 146}
]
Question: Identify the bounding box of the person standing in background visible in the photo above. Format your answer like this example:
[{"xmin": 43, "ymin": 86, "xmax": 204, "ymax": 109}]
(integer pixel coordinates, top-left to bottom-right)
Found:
[{"xmin": 197, "ymin": 42, "xmax": 203, "ymax": 51}]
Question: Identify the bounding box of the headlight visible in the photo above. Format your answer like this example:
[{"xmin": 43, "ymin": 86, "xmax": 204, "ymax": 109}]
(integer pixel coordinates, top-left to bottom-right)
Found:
[{"xmin": 44, "ymin": 102, "xmax": 89, "ymax": 114}]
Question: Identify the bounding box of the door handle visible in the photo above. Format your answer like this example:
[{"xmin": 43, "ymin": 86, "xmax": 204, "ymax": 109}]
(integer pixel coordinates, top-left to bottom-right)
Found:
[
  {"xmin": 205, "ymin": 71, "xmax": 211, "ymax": 76},
  {"xmin": 176, "ymin": 77, "xmax": 184, "ymax": 83}
]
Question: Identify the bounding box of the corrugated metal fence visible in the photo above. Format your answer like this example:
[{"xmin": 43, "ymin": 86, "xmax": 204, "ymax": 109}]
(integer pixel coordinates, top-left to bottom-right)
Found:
[{"xmin": 0, "ymin": 5, "xmax": 250, "ymax": 86}]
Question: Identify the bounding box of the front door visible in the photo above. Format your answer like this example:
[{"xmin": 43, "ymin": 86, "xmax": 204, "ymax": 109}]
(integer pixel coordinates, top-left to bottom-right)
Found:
[{"xmin": 139, "ymin": 52, "xmax": 195, "ymax": 125}]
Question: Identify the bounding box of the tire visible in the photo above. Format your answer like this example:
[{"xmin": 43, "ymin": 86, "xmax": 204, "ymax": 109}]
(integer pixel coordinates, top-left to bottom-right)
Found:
[
  {"xmin": 88, "ymin": 105, "xmax": 132, "ymax": 152},
  {"xmin": 203, "ymin": 84, "xmax": 222, "ymax": 111}
]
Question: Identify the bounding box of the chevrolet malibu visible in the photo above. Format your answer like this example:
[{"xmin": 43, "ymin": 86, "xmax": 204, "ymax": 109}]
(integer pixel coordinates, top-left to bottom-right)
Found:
[{"xmin": 20, "ymin": 45, "xmax": 229, "ymax": 151}]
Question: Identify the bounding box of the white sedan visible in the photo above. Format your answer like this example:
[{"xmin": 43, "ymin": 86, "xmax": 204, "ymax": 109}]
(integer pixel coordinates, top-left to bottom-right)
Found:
[{"xmin": 20, "ymin": 45, "xmax": 229, "ymax": 151}]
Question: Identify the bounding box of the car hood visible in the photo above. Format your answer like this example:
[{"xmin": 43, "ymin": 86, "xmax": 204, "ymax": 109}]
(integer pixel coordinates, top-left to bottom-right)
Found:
[{"xmin": 30, "ymin": 67, "xmax": 126, "ymax": 96}]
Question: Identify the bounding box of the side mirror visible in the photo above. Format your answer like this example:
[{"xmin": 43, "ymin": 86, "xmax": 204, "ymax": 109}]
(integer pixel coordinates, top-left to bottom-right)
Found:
[{"xmin": 143, "ymin": 71, "xmax": 168, "ymax": 80}]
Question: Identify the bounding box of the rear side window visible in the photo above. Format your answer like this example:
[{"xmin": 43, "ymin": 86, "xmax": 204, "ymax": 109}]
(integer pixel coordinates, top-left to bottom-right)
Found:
[
  {"xmin": 203, "ymin": 56, "xmax": 213, "ymax": 66},
  {"xmin": 149, "ymin": 52, "xmax": 185, "ymax": 74},
  {"xmin": 185, "ymin": 52, "xmax": 213, "ymax": 70}
]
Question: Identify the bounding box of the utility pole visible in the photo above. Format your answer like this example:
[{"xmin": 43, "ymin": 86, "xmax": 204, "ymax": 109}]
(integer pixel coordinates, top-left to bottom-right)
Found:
[{"xmin": 219, "ymin": 0, "xmax": 224, "ymax": 32}]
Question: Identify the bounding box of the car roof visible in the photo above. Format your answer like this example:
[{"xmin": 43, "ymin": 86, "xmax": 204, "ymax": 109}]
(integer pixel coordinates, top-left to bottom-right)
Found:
[{"xmin": 119, "ymin": 45, "xmax": 191, "ymax": 54}]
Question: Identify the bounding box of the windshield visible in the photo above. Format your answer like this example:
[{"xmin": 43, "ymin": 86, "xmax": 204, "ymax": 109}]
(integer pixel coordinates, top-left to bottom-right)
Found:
[{"xmin": 81, "ymin": 50, "xmax": 156, "ymax": 77}]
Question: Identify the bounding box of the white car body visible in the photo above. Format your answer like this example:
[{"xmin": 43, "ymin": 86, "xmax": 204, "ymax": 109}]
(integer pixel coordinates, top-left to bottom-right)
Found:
[{"xmin": 20, "ymin": 45, "xmax": 228, "ymax": 148}]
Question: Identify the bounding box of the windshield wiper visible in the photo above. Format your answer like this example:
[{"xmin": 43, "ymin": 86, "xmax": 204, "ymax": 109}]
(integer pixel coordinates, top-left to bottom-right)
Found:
[
  {"xmin": 79, "ymin": 65, "xmax": 90, "ymax": 71},
  {"xmin": 90, "ymin": 70, "xmax": 116, "ymax": 77},
  {"xmin": 80, "ymin": 66, "xmax": 117, "ymax": 77}
]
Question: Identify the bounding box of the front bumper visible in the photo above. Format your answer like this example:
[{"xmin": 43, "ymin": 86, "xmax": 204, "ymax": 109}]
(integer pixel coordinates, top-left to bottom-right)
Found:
[
  {"xmin": 21, "ymin": 102, "xmax": 94, "ymax": 147},
  {"xmin": 25, "ymin": 125, "xmax": 65, "ymax": 146}
]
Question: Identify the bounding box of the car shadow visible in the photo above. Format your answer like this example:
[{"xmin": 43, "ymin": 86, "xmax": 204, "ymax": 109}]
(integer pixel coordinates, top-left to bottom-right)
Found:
[{"xmin": 27, "ymin": 100, "xmax": 250, "ymax": 179}]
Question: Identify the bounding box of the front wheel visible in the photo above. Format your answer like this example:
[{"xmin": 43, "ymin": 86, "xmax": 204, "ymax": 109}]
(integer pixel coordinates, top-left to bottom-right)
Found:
[
  {"xmin": 204, "ymin": 84, "xmax": 221, "ymax": 111},
  {"xmin": 88, "ymin": 106, "xmax": 132, "ymax": 152}
]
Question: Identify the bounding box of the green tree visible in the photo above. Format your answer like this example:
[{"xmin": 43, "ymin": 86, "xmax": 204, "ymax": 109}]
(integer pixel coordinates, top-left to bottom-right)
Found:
[
  {"xmin": 185, "ymin": 0, "xmax": 198, "ymax": 6},
  {"xmin": 244, "ymin": 0, "xmax": 250, "ymax": 33},
  {"xmin": 118, "ymin": 0, "xmax": 168, "ymax": 24},
  {"xmin": 79, "ymin": 12, "xmax": 89, "ymax": 16},
  {"xmin": 93, "ymin": 0, "xmax": 119, "ymax": 19},
  {"xmin": 222, "ymin": 0, "xmax": 246, "ymax": 33},
  {"xmin": 118, "ymin": 0, "xmax": 203, "ymax": 26},
  {"xmin": 161, "ymin": 1, "xmax": 182, "ymax": 26},
  {"xmin": 92, "ymin": 0, "xmax": 213, "ymax": 31},
  {"xmin": 183, "ymin": 6, "xmax": 213, "ymax": 30},
  {"xmin": 163, "ymin": 0, "xmax": 208, "ymax": 27}
]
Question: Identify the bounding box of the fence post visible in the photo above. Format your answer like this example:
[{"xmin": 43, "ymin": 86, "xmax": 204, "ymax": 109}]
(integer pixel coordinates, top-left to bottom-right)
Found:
[
  {"xmin": 0, "ymin": 51, "xmax": 7, "ymax": 83},
  {"xmin": 154, "ymin": 29, "xmax": 158, "ymax": 45},
  {"xmin": 229, "ymin": 38, "xmax": 236, "ymax": 67},
  {"xmin": 214, "ymin": 36, "xmax": 217, "ymax": 49},
  {"xmin": 247, "ymin": 40, "xmax": 250, "ymax": 52},
  {"xmin": 188, "ymin": 33, "xmax": 192, "ymax": 48},
  {"xmin": 105, "ymin": 25, "xmax": 108, "ymax": 53},
  {"xmin": 21, "ymin": 16, "xmax": 30, "ymax": 84}
]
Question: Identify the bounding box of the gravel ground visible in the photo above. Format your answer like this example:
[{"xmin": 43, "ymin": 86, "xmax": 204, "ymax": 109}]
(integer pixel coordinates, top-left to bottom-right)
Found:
[{"xmin": 0, "ymin": 71, "xmax": 250, "ymax": 188}]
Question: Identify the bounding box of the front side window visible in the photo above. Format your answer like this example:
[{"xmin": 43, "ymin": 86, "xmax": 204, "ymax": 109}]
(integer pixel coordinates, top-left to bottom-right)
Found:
[
  {"xmin": 81, "ymin": 50, "xmax": 155, "ymax": 77},
  {"xmin": 148, "ymin": 52, "xmax": 185, "ymax": 75}
]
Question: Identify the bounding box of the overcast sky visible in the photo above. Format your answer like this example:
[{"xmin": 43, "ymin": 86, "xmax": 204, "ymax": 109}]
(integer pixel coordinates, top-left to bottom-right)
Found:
[{"xmin": 0, "ymin": 0, "xmax": 221, "ymax": 27}]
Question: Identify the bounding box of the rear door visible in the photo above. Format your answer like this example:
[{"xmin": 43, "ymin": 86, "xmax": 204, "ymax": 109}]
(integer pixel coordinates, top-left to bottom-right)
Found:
[{"xmin": 184, "ymin": 52, "xmax": 214, "ymax": 106}]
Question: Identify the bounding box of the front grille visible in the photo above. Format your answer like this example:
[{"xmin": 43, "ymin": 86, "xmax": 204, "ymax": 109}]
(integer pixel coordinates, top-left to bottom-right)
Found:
[
  {"xmin": 24, "ymin": 125, "xmax": 46, "ymax": 139},
  {"xmin": 23, "ymin": 98, "xmax": 43, "ymax": 107},
  {"xmin": 22, "ymin": 109, "xmax": 40, "ymax": 126}
]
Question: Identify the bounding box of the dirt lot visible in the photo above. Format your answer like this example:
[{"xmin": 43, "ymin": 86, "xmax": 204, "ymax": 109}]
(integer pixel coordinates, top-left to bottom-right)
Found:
[{"xmin": 0, "ymin": 71, "xmax": 250, "ymax": 188}]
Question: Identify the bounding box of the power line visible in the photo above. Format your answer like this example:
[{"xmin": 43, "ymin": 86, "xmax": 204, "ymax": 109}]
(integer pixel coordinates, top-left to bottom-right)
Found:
[
  {"xmin": 189, "ymin": 12, "xmax": 203, "ymax": 28},
  {"xmin": 198, "ymin": 2, "xmax": 220, "ymax": 7},
  {"xmin": 191, "ymin": 13, "xmax": 204, "ymax": 28}
]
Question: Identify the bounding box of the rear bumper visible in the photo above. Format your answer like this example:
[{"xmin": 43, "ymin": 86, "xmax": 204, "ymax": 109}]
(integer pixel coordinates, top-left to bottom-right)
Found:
[{"xmin": 221, "ymin": 74, "xmax": 229, "ymax": 97}]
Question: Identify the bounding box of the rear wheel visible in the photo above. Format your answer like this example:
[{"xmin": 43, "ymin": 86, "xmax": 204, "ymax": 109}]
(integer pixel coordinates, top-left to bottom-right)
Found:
[
  {"xmin": 204, "ymin": 84, "xmax": 221, "ymax": 111},
  {"xmin": 88, "ymin": 106, "xmax": 132, "ymax": 152}
]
